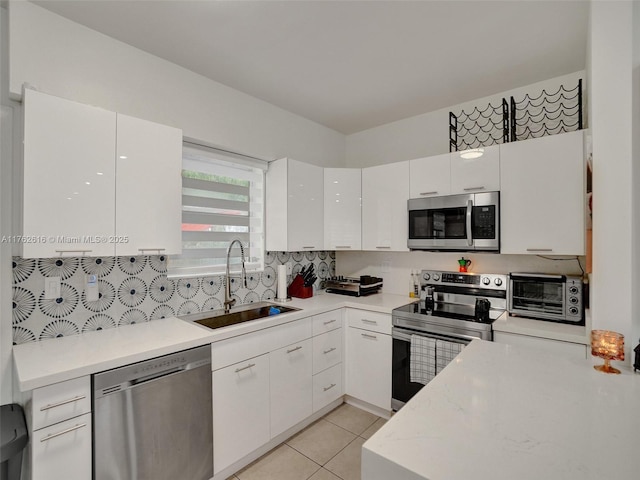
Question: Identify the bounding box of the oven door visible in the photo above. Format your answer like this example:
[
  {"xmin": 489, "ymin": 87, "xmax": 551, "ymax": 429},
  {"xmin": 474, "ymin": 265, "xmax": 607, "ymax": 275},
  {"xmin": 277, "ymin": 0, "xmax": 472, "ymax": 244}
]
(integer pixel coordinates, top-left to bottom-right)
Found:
[
  {"xmin": 509, "ymin": 274, "xmax": 566, "ymax": 321},
  {"xmin": 391, "ymin": 326, "xmax": 472, "ymax": 410}
]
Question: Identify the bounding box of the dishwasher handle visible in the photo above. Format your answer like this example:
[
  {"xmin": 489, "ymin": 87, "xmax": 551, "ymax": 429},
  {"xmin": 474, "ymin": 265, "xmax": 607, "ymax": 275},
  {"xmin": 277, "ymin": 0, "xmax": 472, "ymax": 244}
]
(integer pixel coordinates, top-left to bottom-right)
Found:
[{"xmin": 131, "ymin": 366, "xmax": 184, "ymax": 386}]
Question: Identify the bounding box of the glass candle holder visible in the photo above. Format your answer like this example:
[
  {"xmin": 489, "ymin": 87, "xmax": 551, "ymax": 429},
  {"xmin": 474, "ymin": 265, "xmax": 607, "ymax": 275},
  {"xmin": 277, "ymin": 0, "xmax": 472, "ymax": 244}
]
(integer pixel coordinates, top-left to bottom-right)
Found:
[{"xmin": 591, "ymin": 330, "xmax": 625, "ymax": 374}]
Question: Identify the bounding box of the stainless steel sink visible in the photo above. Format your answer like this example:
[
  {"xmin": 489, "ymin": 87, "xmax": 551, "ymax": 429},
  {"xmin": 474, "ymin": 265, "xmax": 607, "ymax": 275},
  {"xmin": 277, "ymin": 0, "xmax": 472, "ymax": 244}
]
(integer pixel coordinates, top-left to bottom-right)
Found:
[{"xmin": 181, "ymin": 302, "xmax": 300, "ymax": 330}]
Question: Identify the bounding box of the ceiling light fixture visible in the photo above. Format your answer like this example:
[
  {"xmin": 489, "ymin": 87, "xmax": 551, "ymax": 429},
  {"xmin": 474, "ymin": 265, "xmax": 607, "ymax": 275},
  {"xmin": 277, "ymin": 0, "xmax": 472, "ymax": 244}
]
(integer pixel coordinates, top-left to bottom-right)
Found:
[{"xmin": 459, "ymin": 148, "xmax": 484, "ymax": 159}]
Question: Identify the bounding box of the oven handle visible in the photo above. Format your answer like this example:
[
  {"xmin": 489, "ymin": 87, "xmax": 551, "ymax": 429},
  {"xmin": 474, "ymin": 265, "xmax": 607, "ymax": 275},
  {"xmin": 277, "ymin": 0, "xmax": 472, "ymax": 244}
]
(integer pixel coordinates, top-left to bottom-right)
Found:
[
  {"xmin": 466, "ymin": 199, "xmax": 473, "ymax": 247},
  {"xmin": 392, "ymin": 326, "xmax": 474, "ymax": 345}
]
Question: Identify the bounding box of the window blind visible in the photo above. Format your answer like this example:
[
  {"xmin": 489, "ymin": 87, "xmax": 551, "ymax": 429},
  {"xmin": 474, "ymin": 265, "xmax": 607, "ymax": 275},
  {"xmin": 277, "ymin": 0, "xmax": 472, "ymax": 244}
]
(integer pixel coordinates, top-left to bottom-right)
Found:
[{"xmin": 168, "ymin": 144, "xmax": 266, "ymax": 277}]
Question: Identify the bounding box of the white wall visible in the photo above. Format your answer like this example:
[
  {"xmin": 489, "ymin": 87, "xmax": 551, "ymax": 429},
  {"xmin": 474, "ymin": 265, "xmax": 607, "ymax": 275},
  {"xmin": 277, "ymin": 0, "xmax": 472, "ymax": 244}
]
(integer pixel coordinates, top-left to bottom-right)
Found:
[
  {"xmin": 632, "ymin": 1, "xmax": 640, "ymax": 351},
  {"xmin": 589, "ymin": 1, "xmax": 635, "ymax": 357},
  {"xmin": 345, "ymin": 71, "xmax": 585, "ymax": 167},
  {"xmin": 8, "ymin": 1, "xmax": 345, "ymax": 167}
]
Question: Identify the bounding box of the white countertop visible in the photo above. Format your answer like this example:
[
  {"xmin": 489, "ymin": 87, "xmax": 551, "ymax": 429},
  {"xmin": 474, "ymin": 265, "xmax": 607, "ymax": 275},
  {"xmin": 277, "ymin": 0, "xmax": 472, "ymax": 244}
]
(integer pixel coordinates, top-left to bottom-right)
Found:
[
  {"xmin": 362, "ymin": 339, "xmax": 640, "ymax": 480},
  {"xmin": 13, "ymin": 292, "xmax": 415, "ymax": 391},
  {"xmin": 493, "ymin": 310, "xmax": 591, "ymax": 344}
]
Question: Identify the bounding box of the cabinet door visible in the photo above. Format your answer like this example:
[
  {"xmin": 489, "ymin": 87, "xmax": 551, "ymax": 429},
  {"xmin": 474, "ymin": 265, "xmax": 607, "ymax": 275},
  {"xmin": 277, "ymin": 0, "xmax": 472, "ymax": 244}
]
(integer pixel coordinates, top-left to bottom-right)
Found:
[
  {"xmin": 115, "ymin": 114, "xmax": 183, "ymax": 256},
  {"xmin": 450, "ymin": 145, "xmax": 500, "ymax": 194},
  {"xmin": 500, "ymin": 131, "xmax": 585, "ymax": 255},
  {"xmin": 23, "ymin": 89, "xmax": 116, "ymax": 258},
  {"xmin": 362, "ymin": 161, "xmax": 409, "ymax": 251},
  {"xmin": 346, "ymin": 327, "xmax": 392, "ymax": 411},
  {"xmin": 324, "ymin": 168, "xmax": 361, "ymax": 250},
  {"xmin": 270, "ymin": 338, "xmax": 313, "ymax": 438},
  {"xmin": 313, "ymin": 363, "xmax": 343, "ymax": 412},
  {"xmin": 213, "ymin": 354, "xmax": 270, "ymax": 475},
  {"xmin": 31, "ymin": 413, "xmax": 92, "ymax": 480},
  {"xmin": 288, "ymin": 159, "xmax": 324, "ymax": 251},
  {"xmin": 409, "ymin": 154, "xmax": 451, "ymax": 198},
  {"xmin": 312, "ymin": 328, "xmax": 343, "ymax": 375}
]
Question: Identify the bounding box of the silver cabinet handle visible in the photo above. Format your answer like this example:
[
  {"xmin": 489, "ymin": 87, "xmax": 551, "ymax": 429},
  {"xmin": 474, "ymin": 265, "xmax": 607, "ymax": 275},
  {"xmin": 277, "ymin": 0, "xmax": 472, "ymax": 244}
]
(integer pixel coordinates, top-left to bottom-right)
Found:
[
  {"xmin": 40, "ymin": 423, "xmax": 87, "ymax": 442},
  {"xmin": 323, "ymin": 383, "xmax": 337, "ymax": 392},
  {"xmin": 361, "ymin": 319, "xmax": 377, "ymax": 325},
  {"xmin": 287, "ymin": 346, "xmax": 302, "ymax": 354},
  {"xmin": 361, "ymin": 333, "xmax": 377, "ymax": 340},
  {"xmin": 302, "ymin": 246, "xmax": 315, "ymax": 249},
  {"xmin": 323, "ymin": 347, "xmax": 337, "ymax": 354},
  {"xmin": 526, "ymin": 248, "xmax": 553, "ymax": 252},
  {"xmin": 40, "ymin": 395, "xmax": 86, "ymax": 411},
  {"xmin": 375, "ymin": 246, "xmax": 391, "ymax": 249},
  {"xmin": 323, "ymin": 319, "xmax": 337, "ymax": 325},
  {"xmin": 138, "ymin": 248, "xmax": 166, "ymax": 252},
  {"xmin": 419, "ymin": 191, "xmax": 438, "ymax": 196},
  {"xmin": 463, "ymin": 186, "xmax": 486, "ymax": 191},
  {"xmin": 55, "ymin": 250, "xmax": 92, "ymax": 255},
  {"xmin": 235, "ymin": 363, "xmax": 256, "ymax": 373},
  {"xmin": 334, "ymin": 246, "xmax": 351, "ymax": 249}
]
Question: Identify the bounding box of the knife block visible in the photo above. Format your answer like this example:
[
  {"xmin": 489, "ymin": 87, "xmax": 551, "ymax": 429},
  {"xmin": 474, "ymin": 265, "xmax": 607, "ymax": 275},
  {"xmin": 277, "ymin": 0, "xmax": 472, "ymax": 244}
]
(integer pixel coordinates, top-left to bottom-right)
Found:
[{"xmin": 288, "ymin": 275, "xmax": 313, "ymax": 299}]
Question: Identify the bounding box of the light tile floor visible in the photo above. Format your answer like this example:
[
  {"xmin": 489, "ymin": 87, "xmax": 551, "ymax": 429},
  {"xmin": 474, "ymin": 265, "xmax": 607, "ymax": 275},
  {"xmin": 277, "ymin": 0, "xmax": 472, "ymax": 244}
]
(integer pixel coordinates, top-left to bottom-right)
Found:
[{"xmin": 228, "ymin": 404, "xmax": 387, "ymax": 480}]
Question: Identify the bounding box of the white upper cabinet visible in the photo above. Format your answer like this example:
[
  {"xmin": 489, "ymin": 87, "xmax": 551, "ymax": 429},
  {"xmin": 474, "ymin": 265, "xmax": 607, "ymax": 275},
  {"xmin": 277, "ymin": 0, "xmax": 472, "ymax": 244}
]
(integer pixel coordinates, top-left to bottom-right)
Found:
[
  {"xmin": 409, "ymin": 154, "xmax": 451, "ymax": 198},
  {"xmin": 324, "ymin": 168, "xmax": 361, "ymax": 250},
  {"xmin": 450, "ymin": 144, "xmax": 500, "ymax": 194},
  {"xmin": 266, "ymin": 158, "xmax": 324, "ymax": 251},
  {"xmin": 23, "ymin": 90, "xmax": 183, "ymax": 259},
  {"xmin": 500, "ymin": 131, "xmax": 585, "ymax": 255},
  {"xmin": 362, "ymin": 161, "xmax": 409, "ymax": 251},
  {"xmin": 23, "ymin": 89, "xmax": 117, "ymax": 258},
  {"xmin": 115, "ymin": 114, "xmax": 183, "ymax": 256}
]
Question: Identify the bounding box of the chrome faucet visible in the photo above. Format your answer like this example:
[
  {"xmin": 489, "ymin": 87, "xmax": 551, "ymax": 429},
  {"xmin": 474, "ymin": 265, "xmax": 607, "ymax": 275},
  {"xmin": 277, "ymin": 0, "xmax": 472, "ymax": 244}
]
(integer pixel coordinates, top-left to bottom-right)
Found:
[{"xmin": 224, "ymin": 239, "xmax": 247, "ymax": 313}]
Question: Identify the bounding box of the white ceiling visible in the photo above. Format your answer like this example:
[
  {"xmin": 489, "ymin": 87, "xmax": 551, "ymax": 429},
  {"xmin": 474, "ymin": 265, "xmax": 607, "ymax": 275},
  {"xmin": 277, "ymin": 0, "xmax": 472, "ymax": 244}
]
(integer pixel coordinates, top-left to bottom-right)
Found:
[{"xmin": 32, "ymin": 0, "xmax": 589, "ymax": 135}]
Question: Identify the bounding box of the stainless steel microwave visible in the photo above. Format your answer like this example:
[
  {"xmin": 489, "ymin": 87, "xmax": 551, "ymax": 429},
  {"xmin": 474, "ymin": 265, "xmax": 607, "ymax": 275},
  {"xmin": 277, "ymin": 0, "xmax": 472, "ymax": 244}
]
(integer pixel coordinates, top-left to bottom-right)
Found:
[
  {"xmin": 407, "ymin": 192, "xmax": 500, "ymax": 251},
  {"xmin": 508, "ymin": 273, "xmax": 585, "ymax": 324}
]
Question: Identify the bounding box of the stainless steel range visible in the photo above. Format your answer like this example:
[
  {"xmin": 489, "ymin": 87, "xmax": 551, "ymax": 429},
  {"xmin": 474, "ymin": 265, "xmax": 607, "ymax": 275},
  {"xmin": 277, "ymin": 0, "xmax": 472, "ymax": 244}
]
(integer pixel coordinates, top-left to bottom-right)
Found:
[{"xmin": 391, "ymin": 270, "xmax": 507, "ymax": 410}]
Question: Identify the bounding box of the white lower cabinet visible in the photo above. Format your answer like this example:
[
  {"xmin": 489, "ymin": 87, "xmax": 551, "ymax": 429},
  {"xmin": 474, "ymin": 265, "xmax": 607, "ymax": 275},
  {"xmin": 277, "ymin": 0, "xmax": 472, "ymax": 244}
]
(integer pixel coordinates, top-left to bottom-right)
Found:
[
  {"xmin": 213, "ymin": 353, "xmax": 271, "ymax": 475},
  {"xmin": 346, "ymin": 326, "xmax": 392, "ymax": 411},
  {"xmin": 270, "ymin": 339, "xmax": 313, "ymax": 438},
  {"xmin": 313, "ymin": 363, "xmax": 343, "ymax": 412},
  {"xmin": 494, "ymin": 332, "xmax": 588, "ymax": 360},
  {"xmin": 28, "ymin": 376, "xmax": 92, "ymax": 480}
]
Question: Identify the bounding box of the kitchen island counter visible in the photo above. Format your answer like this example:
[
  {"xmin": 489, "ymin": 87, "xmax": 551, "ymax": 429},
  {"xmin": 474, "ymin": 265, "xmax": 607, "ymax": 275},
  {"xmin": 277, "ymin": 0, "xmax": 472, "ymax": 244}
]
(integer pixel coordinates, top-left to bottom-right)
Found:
[{"xmin": 362, "ymin": 339, "xmax": 640, "ymax": 480}]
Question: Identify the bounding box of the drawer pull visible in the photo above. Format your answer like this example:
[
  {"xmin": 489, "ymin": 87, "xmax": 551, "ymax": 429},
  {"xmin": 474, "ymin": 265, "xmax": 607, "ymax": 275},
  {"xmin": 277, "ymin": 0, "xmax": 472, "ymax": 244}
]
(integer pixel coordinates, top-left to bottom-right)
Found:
[
  {"xmin": 361, "ymin": 333, "xmax": 378, "ymax": 340},
  {"xmin": 138, "ymin": 247, "xmax": 166, "ymax": 252},
  {"xmin": 323, "ymin": 319, "xmax": 337, "ymax": 325},
  {"xmin": 55, "ymin": 250, "xmax": 92, "ymax": 255},
  {"xmin": 287, "ymin": 346, "xmax": 303, "ymax": 354},
  {"xmin": 375, "ymin": 246, "xmax": 391, "ymax": 249},
  {"xmin": 419, "ymin": 191, "xmax": 438, "ymax": 196},
  {"xmin": 40, "ymin": 423, "xmax": 87, "ymax": 442},
  {"xmin": 463, "ymin": 186, "xmax": 485, "ymax": 191},
  {"xmin": 361, "ymin": 319, "xmax": 377, "ymax": 325},
  {"xmin": 334, "ymin": 246, "xmax": 351, "ymax": 249},
  {"xmin": 235, "ymin": 363, "xmax": 256, "ymax": 373},
  {"xmin": 526, "ymin": 248, "xmax": 553, "ymax": 252},
  {"xmin": 302, "ymin": 246, "xmax": 316, "ymax": 249},
  {"xmin": 323, "ymin": 347, "xmax": 337, "ymax": 355},
  {"xmin": 323, "ymin": 383, "xmax": 337, "ymax": 392},
  {"xmin": 40, "ymin": 395, "xmax": 86, "ymax": 411}
]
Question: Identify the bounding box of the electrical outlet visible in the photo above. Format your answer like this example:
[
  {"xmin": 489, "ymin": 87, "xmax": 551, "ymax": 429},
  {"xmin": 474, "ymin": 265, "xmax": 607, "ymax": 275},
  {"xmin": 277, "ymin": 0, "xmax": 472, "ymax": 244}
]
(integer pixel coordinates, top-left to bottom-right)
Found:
[
  {"xmin": 286, "ymin": 263, "xmax": 292, "ymax": 275},
  {"xmin": 44, "ymin": 276, "xmax": 61, "ymax": 299}
]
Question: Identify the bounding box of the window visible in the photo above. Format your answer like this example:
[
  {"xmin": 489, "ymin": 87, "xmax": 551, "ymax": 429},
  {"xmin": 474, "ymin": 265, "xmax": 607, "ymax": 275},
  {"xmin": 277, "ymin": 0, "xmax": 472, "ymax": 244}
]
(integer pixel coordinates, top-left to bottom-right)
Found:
[{"xmin": 168, "ymin": 143, "xmax": 267, "ymax": 277}]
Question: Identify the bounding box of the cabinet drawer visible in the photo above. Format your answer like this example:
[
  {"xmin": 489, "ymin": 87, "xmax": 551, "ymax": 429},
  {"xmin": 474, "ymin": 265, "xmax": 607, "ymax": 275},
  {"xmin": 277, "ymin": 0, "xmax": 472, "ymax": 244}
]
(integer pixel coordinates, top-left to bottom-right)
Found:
[
  {"xmin": 312, "ymin": 309, "xmax": 343, "ymax": 336},
  {"xmin": 312, "ymin": 363, "xmax": 343, "ymax": 412},
  {"xmin": 32, "ymin": 377, "xmax": 91, "ymax": 431},
  {"xmin": 211, "ymin": 317, "xmax": 312, "ymax": 371},
  {"xmin": 31, "ymin": 412, "xmax": 92, "ymax": 480},
  {"xmin": 312, "ymin": 328, "xmax": 343, "ymax": 375},
  {"xmin": 346, "ymin": 310, "xmax": 391, "ymax": 335}
]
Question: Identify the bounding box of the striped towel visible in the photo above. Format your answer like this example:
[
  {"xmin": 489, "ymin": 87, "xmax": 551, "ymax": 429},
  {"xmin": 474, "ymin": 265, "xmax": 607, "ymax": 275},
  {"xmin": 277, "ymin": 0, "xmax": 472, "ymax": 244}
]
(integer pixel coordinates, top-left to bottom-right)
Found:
[
  {"xmin": 410, "ymin": 335, "xmax": 436, "ymax": 385},
  {"xmin": 435, "ymin": 339, "xmax": 465, "ymax": 374}
]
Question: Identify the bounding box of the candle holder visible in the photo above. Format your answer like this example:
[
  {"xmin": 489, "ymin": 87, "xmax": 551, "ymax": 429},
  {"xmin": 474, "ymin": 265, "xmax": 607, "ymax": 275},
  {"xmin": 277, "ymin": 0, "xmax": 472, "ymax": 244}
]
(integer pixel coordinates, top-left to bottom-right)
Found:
[{"xmin": 591, "ymin": 330, "xmax": 625, "ymax": 374}]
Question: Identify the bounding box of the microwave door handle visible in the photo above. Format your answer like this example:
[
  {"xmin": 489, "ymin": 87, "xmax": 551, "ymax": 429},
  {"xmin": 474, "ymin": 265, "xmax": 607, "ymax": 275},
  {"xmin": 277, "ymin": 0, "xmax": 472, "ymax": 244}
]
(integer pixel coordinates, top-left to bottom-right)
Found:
[{"xmin": 466, "ymin": 199, "xmax": 473, "ymax": 247}]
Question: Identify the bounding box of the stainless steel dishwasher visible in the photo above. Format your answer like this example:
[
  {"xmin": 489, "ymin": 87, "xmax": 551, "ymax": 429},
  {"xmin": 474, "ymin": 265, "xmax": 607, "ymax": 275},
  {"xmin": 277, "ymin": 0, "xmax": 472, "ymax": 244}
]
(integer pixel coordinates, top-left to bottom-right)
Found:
[{"xmin": 93, "ymin": 345, "xmax": 212, "ymax": 480}]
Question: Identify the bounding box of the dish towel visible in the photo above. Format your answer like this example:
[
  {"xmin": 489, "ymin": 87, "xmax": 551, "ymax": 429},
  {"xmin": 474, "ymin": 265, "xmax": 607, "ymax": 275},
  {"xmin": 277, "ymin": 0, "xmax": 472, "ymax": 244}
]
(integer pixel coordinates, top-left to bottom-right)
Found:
[
  {"xmin": 435, "ymin": 339, "xmax": 465, "ymax": 375},
  {"xmin": 410, "ymin": 335, "xmax": 436, "ymax": 385}
]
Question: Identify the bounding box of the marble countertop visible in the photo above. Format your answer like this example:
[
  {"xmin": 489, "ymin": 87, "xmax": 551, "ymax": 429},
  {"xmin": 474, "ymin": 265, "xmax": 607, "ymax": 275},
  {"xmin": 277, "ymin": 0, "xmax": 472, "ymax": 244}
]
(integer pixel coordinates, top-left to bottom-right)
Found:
[
  {"xmin": 493, "ymin": 310, "xmax": 591, "ymax": 345},
  {"xmin": 362, "ymin": 339, "xmax": 640, "ymax": 480},
  {"xmin": 13, "ymin": 291, "xmax": 415, "ymax": 391}
]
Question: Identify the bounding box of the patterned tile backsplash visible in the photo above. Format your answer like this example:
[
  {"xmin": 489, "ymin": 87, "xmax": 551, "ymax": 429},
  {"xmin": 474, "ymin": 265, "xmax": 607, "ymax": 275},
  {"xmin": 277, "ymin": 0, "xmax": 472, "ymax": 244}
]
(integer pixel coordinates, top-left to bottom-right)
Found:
[{"xmin": 11, "ymin": 251, "xmax": 335, "ymax": 345}]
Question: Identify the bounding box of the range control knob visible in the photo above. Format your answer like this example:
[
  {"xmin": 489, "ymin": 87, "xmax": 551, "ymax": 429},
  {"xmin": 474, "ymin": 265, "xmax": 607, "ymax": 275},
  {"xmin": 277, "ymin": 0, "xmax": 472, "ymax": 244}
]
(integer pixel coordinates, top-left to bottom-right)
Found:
[
  {"xmin": 433, "ymin": 274, "xmax": 440, "ymax": 281},
  {"xmin": 482, "ymin": 277, "xmax": 491, "ymax": 285},
  {"xmin": 494, "ymin": 278, "xmax": 503, "ymax": 287},
  {"xmin": 422, "ymin": 273, "xmax": 430, "ymax": 281}
]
